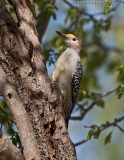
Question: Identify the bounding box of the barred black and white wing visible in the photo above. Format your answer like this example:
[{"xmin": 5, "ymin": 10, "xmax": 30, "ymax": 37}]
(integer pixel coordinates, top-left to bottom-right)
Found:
[
  {"xmin": 71, "ymin": 59, "xmax": 83, "ymax": 107},
  {"xmin": 64, "ymin": 59, "xmax": 82, "ymax": 127}
]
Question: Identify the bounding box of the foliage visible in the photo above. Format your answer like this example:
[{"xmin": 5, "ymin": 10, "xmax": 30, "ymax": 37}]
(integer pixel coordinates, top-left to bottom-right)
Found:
[
  {"xmin": 0, "ymin": 100, "xmax": 21, "ymax": 147},
  {"xmin": 104, "ymin": 131, "xmax": 112, "ymax": 144},
  {"xmin": 116, "ymin": 84, "xmax": 124, "ymax": 99},
  {"xmin": 104, "ymin": 2, "xmax": 112, "ymax": 14}
]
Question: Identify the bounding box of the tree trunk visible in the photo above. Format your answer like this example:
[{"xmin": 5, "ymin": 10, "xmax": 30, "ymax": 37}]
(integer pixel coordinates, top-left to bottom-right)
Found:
[{"xmin": 0, "ymin": 0, "xmax": 77, "ymax": 159}]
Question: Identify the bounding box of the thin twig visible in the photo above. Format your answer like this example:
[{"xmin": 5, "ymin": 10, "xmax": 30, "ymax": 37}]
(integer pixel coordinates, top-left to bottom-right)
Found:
[
  {"xmin": 63, "ymin": 0, "xmax": 73, "ymax": 7},
  {"xmin": 71, "ymin": 85, "xmax": 121, "ymax": 120},
  {"xmin": 75, "ymin": 116, "xmax": 124, "ymax": 147},
  {"xmin": 86, "ymin": 42, "xmax": 124, "ymax": 54},
  {"xmin": 63, "ymin": 0, "xmax": 119, "ymax": 16},
  {"xmin": 115, "ymin": 124, "xmax": 124, "ymax": 133}
]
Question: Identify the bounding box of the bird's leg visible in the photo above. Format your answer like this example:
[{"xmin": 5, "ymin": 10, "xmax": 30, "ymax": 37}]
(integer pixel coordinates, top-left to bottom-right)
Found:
[
  {"xmin": 47, "ymin": 76, "xmax": 61, "ymax": 105},
  {"xmin": 51, "ymin": 80, "xmax": 58, "ymax": 90},
  {"xmin": 50, "ymin": 75, "xmax": 58, "ymax": 91}
]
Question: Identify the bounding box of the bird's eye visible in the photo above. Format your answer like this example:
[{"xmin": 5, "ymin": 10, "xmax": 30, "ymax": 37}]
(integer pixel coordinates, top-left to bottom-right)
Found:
[{"xmin": 72, "ymin": 38, "xmax": 76, "ymax": 41}]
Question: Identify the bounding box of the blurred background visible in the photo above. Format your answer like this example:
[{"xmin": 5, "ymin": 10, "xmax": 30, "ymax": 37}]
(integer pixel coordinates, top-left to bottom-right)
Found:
[{"xmin": 1, "ymin": 0, "xmax": 124, "ymax": 159}]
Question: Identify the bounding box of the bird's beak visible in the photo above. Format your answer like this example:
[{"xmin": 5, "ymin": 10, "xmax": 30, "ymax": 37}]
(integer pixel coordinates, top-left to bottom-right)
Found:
[{"xmin": 56, "ymin": 31, "xmax": 69, "ymax": 40}]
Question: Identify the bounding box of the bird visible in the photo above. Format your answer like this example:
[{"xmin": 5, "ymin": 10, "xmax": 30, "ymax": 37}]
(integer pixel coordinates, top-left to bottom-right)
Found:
[{"xmin": 52, "ymin": 31, "xmax": 83, "ymax": 127}]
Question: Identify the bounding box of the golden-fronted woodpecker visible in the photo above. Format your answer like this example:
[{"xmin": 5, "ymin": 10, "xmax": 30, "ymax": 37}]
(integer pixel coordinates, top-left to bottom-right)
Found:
[{"xmin": 52, "ymin": 31, "xmax": 83, "ymax": 127}]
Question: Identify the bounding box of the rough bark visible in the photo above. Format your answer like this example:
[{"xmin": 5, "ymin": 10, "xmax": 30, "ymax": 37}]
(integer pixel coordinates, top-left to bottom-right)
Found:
[
  {"xmin": 0, "ymin": 131, "xmax": 24, "ymax": 160},
  {"xmin": 0, "ymin": 65, "xmax": 41, "ymax": 160},
  {"xmin": 0, "ymin": 0, "xmax": 77, "ymax": 159}
]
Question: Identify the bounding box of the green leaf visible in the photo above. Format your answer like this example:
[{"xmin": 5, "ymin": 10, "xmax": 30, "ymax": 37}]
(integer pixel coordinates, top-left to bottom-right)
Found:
[
  {"xmin": 86, "ymin": 128, "xmax": 95, "ymax": 140},
  {"xmin": 117, "ymin": 93, "xmax": 123, "ymax": 99},
  {"xmin": 116, "ymin": 84, "xmax": 124, "ymax": 99},
  {"xmin": 104, "ymin": 132, "xmax": 112, "ymax": 145},
  {"xmin": 116, "ymin": 65, "xmax": 124, "ymax": 82},
  {"xmin": 65, "ymin": 7, "xmax": 79, "ymax": 24},
  {"xmin": 11, "ymin": 132, "xmax": 21, "ymax": 147},
  {"xmin": 52, "ymin": 12, "xmax": 56, "ymax": 20},
  {"xmin": 96, "ymin": 100, "xmax": 105, "ymax": 109},
  {"xmin": 104, "ymin": 2, "xmax": 112, "ymax": 14},
  {"xmin": 93, "ymin": 128, "xmax": 101, "ymax": 139}
]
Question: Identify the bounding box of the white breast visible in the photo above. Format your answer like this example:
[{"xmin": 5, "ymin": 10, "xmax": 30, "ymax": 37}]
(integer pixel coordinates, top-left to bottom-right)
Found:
[{"xmin": 52, "ymin": 48, "xmax": 80, "ymax": 93}]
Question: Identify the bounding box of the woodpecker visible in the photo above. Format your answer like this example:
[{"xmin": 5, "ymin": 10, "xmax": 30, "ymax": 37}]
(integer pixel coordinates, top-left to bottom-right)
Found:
[{"xmin": 52, "ymin": 31, "xmax": 83, "ymax": 127}]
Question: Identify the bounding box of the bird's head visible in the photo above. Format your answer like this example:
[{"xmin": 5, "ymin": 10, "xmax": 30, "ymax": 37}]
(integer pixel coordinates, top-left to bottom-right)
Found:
[{"xmin": 56, "ymin": 31, "xmax": 83, "ymax": 50}]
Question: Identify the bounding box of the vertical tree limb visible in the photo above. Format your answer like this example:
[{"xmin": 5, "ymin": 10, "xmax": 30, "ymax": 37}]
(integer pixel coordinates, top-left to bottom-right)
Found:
[
  {"xmin": 0, "ymin": 66, "xmax": 41, "ymax": 160},
  {"xmin": 0, "ymin": 131, "xmax": 25, "ymax": 160}
]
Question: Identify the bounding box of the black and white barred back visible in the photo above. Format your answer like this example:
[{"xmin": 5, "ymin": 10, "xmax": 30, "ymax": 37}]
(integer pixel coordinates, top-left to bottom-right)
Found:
[
  {"xmin": 71, "ymin": 59, "xmax": 82, "ymax": 111},
  {"xmin": 65, "ymin": 59, "xmax": 82, "ymax": 127}
]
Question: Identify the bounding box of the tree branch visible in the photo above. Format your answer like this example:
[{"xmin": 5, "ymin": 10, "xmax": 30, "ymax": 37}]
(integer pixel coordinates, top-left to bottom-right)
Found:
[
  {"xmin": 0, "ymin": 65, "xmax": 41, "ymax": 160},
  {"xmin": 63, "ymin": 0, "xmax": 73, "ymax": 7},
  {"xmin": 64, "ymin": 0, "xmax": 120, "ymax": 31},
  {"xmin": 115, "ymin": 124, "xmax": 124, "ymax": 133},
  {"xmin": 74, "ymin": 116, "xmax": 124, "ymax": 147},
  {"xmin": 36, "ymin": 0, "xmax": 55, "ymax": 41},
  {"xmin": 63, "ymin": 0, "xmax": 119, "ymax": 16},
  {"xmin": 71, "ymin": 85, "xmax": 122, "ymax": 120},
  {"xmin": 86, "ymin": 116, "xmax": 124, "ymax": 131},
  {"xmin": 0, "ymin": 131, "xmax": 24, "ymax": 160}
]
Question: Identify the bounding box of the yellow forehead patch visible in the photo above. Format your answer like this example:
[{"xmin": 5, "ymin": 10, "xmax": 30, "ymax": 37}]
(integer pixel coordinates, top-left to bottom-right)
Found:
[{"xmin": 66, "ymin": 34, "xmax": 72, "ymax": 39}]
